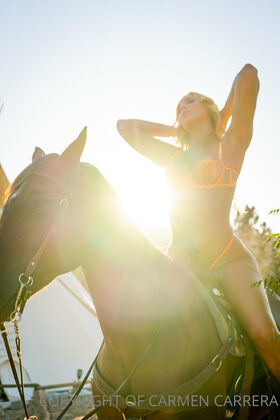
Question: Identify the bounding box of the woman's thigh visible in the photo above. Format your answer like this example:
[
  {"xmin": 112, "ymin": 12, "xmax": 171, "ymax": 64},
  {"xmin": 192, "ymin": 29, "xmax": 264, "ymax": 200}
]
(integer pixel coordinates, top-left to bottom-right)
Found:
[{"xmin": 214, "ymin": 256, "xmax": 279, "ymax": 347}]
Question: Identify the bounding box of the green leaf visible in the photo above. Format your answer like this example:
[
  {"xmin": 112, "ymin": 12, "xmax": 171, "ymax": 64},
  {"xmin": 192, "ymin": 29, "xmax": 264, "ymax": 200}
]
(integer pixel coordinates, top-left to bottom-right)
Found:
[{"xmin": 269, "ymin": 209, "xmax": 280, "ymax": 215}]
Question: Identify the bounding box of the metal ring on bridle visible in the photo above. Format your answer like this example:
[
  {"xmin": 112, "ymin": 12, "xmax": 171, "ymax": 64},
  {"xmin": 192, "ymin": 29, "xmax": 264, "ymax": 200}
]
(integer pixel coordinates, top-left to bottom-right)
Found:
[
  {"xmin": 60, "ymin": 197, "xmax": 70, "ymax": 209},
  {"xmin": 18, "ymin": 273, "xmax": 33, "ymax": 287},
  {"xmin": 10, "ymin": 310, "xmax": 22, "ymax": 323}
]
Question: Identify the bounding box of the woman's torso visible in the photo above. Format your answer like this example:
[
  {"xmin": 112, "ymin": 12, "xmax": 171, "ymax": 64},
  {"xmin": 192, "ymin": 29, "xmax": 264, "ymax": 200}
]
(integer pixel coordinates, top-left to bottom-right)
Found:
[{"xmin": 165, "ymin": 133, "xmax": 253, "ymax": 269}]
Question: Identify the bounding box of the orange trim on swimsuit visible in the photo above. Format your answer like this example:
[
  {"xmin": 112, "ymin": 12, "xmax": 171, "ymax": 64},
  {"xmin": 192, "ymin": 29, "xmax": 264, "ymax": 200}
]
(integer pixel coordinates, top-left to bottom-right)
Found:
[
  {"xmin": 208, "ymin": 235, "xmax": 234, "ymax": 271},
  {"xmin": 166, "ymin": 141, "xmax": 239, "ymax": 189}
]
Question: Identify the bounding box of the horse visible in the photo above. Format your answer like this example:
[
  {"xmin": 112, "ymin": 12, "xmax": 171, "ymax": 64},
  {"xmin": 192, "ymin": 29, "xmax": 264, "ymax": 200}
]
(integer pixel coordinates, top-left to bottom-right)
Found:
[{"xmin": 0, "ymin": 128, "xmax": 277, "ymax": 420}]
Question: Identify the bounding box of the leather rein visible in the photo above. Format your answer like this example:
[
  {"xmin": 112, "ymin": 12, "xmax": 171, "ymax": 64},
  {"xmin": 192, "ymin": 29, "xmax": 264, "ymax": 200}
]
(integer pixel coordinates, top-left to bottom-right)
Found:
[{"xmin": 0, "ymin": 170, "xmax": 76, "ymax": 419}]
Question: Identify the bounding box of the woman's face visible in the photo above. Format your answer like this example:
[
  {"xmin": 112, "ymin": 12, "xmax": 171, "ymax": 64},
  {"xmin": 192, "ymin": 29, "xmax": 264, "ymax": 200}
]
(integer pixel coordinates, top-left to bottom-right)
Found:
[{"xmin": 177, "ymin": 95, "xmax": 210, "ymax": 132}]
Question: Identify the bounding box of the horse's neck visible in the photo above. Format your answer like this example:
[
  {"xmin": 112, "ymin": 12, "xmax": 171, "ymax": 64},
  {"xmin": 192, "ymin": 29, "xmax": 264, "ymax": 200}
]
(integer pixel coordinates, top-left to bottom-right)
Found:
[
  {"xmin": 78, "ymin": 167, "xmax": 179, "ymax": 351},
  {"xmin": 82, "ymin": 215, "xmax": 165, "ymax": 310},
  {"xmin": 81, "ymin": 199, "xmax": 175, "ymax": 334}
]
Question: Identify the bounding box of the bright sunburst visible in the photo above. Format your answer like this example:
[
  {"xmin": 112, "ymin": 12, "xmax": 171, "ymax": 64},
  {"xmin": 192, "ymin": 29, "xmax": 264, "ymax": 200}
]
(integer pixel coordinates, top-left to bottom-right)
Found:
[
  {"xmin": 100, "ymin": 148, "xmax": 171, "ymax": 237},
  {"xmin": 118, "ymin": 175, "xmax": 171, "ymax": 231}
]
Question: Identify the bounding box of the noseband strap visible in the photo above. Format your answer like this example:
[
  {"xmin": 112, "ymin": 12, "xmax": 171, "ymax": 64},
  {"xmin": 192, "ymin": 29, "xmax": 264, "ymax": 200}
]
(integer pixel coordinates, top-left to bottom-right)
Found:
[{"xmin": 33, "ymin": 171, "xmax": 68, "ymax": 192}]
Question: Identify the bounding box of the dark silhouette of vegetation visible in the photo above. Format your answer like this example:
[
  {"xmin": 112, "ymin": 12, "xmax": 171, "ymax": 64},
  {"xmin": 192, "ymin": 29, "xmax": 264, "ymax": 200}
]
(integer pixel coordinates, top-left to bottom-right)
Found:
[{"xmin": 234, "ymin": 205, "xmax": 280, "ymax": 296}]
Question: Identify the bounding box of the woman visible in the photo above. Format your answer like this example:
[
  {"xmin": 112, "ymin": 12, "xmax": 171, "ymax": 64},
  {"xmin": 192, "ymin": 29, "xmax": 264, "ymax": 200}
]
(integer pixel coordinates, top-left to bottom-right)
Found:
[{"xmin": 117, "ymin": 63, "xmax": 280, "ymax": 382}]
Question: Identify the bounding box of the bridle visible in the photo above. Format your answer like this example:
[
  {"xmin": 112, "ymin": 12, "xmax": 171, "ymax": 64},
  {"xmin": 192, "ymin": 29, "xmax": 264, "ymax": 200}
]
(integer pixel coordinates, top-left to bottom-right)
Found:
[{"xmin": 0, "ymin": 169, "xmax": 77, "ymax": 419}]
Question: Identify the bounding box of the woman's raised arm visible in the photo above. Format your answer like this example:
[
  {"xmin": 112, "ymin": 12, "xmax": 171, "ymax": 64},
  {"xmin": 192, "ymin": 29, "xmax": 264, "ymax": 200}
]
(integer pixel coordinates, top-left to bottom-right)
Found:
[
  {"xmin": 221, "ymin": 64, "xmax": 260, "ymax": 149},
  {"xmin": 116, "ymin": 119, "xmax": 179, "ymax": 167}
]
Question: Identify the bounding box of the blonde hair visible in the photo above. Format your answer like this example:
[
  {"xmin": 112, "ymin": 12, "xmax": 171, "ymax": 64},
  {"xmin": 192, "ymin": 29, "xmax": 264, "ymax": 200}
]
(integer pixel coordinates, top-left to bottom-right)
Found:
[{"xmin": 175, "ymin": 92, "xmax": 220, "ymax": 149}]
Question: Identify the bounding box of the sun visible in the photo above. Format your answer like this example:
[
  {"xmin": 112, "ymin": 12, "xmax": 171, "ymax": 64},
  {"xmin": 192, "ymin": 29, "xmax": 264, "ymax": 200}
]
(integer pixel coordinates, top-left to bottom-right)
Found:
[
  {"xmin": 118, "ymin": 175, "xmax": 171, "ymax": 232},
  {"xmin": 100, "ymin": 151, "xmax": 171, "ymax": 236}
]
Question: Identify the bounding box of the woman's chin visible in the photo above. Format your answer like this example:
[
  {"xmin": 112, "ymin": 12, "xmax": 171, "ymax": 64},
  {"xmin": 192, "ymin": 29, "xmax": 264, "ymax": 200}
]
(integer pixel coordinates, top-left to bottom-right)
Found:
[
  {"xmin": 178, "ymin": 124, "xmax": 190, "ymax": 139},
  {"xmin": 179, "ymin": 120, "xmax": 191, "ymax": 133}
]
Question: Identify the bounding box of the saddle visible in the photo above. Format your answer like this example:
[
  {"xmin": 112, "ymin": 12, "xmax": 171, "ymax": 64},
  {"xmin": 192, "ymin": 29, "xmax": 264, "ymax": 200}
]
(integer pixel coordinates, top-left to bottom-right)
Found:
[{"xmin": 87, "ymin": 265, "xmax": 279, "ymax": 420}]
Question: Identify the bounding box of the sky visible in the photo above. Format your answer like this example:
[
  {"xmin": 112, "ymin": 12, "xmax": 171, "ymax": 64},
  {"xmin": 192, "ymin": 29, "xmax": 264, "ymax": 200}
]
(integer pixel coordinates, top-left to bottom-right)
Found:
[{"xmin": 0, "ymin": 0, "xmax": 279, "ymax": 242}]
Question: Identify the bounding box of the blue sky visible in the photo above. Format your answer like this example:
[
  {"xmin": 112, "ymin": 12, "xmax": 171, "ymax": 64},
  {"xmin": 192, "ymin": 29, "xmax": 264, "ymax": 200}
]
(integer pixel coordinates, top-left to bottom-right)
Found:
[{"xmin": 0, "ymin": 0, "xmax": 279, "ymax": 236}]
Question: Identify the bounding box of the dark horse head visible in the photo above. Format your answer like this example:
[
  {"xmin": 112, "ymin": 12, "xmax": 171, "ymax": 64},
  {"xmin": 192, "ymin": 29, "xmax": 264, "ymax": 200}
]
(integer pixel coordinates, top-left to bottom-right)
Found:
[{"xmin": 0, "ymin": 127, "xmax": 107, "ymax": 322}]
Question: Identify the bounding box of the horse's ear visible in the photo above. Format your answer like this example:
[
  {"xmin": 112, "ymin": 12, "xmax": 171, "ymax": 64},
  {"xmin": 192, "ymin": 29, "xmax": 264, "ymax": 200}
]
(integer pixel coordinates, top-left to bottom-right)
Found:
[
  {"xmin": 32, "ymin": 147, "xmax": 46, "ymax": 162},
  {"xmin": 61, "ymin": 127, "xmax": 87, "ymax": 164}
]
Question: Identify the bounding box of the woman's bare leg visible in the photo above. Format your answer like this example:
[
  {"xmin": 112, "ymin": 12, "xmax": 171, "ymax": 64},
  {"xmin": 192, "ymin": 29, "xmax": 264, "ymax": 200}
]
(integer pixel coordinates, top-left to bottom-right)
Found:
[{"xmin": 215, "ymin": 257, "xmax": 280, "ymax": 381}]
